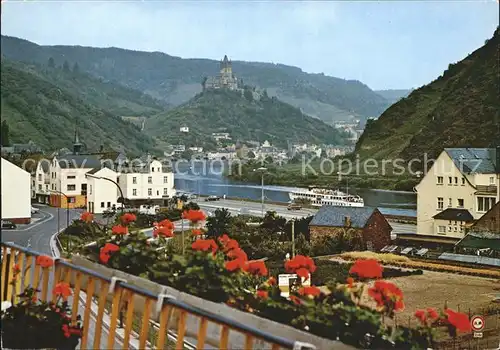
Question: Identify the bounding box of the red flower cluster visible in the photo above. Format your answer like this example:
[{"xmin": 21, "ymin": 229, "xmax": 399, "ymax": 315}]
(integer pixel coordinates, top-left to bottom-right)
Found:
[
  {"xmin": 153, "ymin": 219, "xmax": 175, "ymax": 238},
  {"xmin": 298, "ymin": 286, "xmax": 322, "ymax": 297},
  {"xmin": 267, "ymin": 277, "xmax": 277, "ymax": 285},
  {"xmin": 285, "ymin": 255, "xmax": 316, "ymax": 280},
  {"xmin": 99, "ymin": 243, "xmax": 120, "ymax": 264},
  {"xmin": 53, "ymin": 282, "xmax": 72, "ymax": 301},
  {"xmin": 415, "ymin": 308, "xmax": 440, "ymax": 326},
  {"xmin": 349, "ymin": 259, "xmax": 383, "ymax": 279},
  {"xmin": 120, "ymin": 213, "xmax": 137, "ymax": 225},
  {"xmin": 225, "ymin": 258, "xmax": 248, "ymax": 272},
  {"xmin": 368, "ymin": 280, "xmax": 404, "ymax": 312},
  {"xmin": 247, "ymin": 260, "xmax": 268, "ymax": 276},
  {"xmin": 80, "ymin": 211, "xmax": 94, "ymax": 223},
  {"xmin": 256, "ymin": 290, "xmax": 268, "ymax": 300},
  {"xmin": 191, "ymin": 229, "xmax": 203, "ymax": 236},
  {"xmin": 182, "ymin": 209, "xmax": 206, "ymax": 223},
  {"xmin": 289, "ymin": 295, "xmax": 302, "ymax": 305},
  {"xmin": 191, "ymin": 239, "xmax": 218, "ymax": 254},
  {"xmin": 61, "ymin": 324, "xmax": 82, "ymax": 338},
  {"xmin": 112, "ymin": 225, "xmax": 128, "ymax": 235},
  {"xmin": 346, "ymin": 277, "xmax": 355, "ymax": 288},
  {"xmin": 445, "ymin": 308, "xmax": 471, "ymax": 333},
  {"xmin": 36, "ymin": 255, "xmax": 54, "ymax": 268}
]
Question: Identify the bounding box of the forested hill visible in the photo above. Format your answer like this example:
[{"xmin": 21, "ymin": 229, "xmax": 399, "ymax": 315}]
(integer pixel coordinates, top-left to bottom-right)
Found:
[
  {"xmin": 355, "ymin": 28, "xmax": 500, "ymax": 163},
  {"xmin": 145, "ymin": 89, "xmax": 348, "ymax": 149},
  {"xmin": 0, "ymin": 59, "xmax": 159, "ymax": 154},
  {"xmin": 1, "ymin": 35, "xmax": 391, "ymax": 123}
]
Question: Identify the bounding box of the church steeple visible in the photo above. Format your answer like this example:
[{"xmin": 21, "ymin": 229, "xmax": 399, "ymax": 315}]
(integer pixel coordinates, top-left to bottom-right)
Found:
[{"xmin": 73, "ymin": 122, "xmax": 83, "ymax": 155}]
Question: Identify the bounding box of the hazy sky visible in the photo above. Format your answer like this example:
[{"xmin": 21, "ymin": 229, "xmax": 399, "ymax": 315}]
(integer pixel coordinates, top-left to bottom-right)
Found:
[{"xmin": 2, "ymin": 0, "xmax": 498, "ymax": 90}]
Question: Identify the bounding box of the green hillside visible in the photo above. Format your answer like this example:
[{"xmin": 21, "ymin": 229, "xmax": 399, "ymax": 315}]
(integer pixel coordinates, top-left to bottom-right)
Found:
[
  {"xmin": 374, "ymin": 89, "xmax": 412, "ymax": 104},
  {"xmin": 145, "ymin": 89, "xmax": 348, "ymax": 149},
  {"xmin": 356, "ymin": 28, "xmax": 499, "ymax": 164},
  {"xmin": 0, "ymin": 59, "xmax": 158, "ymax": 155},
  {"xmin": 0, "ymin": 35, "xmax": 391, "ymax": 123}
]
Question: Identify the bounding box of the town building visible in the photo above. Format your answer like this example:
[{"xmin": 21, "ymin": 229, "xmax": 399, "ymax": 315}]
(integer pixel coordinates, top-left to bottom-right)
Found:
[
  {"xmin": 180, "ymin": 126, "xmax": 189, "ymax": 133},
  {"xmin": 308, "ymin": 206, "xmax": 392, "ymax": 252},
  {"xmin": 86, "ymin": 167, "xmax": 119, "ymax": 214},
  {"xmin": 117, "ymin": 159, "xmax": 176, "ymax": 206},
  {"xmin": 204, "ymin": 55, "xmax": 239, "ymax": 91},
  {"xmin": 415, "ymin": 148, "xmax": 500, "ymax": 241},
  {"xmin": 32, "ymin": 159, "xmax": 51, "ymax": 204},
  {"xmin": 1, "ymin": 157, "xmax": 31, "ymax": 224},
  {"xmin": 212, "ymin": 132, "xmax": 231, "ymax": 141}
]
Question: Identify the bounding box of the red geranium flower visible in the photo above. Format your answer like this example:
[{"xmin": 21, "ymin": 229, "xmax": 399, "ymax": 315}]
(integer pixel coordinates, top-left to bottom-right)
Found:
[
  {"xmin": 346, "ymin": 277, "xmax": 354, "ymax": 288},
  {"xmin": 285, "ymin": 255, "xmax": 316, "ymax": 281},
  {"xmin": 267, "ymin": 277, "xmax": 277, "ymax": 285},
  {"xmin": 182, "ymin": 209, "xmax": 206, "ymax": 223},
  {"xmin": 298, "ymin": 286, "xmax": 321, "ymax": 297},
  {"xmin": 289, "ymin": 295, "xmax": 302, "ymax": 305},
  {"xmin": 225, "ymin": 258, "xmax": 248, "ymax": 272},
  {"xmin": 191, "ymin": 239, "xmax": 217, "ymax": 254},
  {"xmin": 415, "ymin": 309, "xmax": 427, "ymax": 324},
  {"xmin": 120, "ymin": 212, "xmax": 137, "ymax": 225},
  {"xmin": 349, "ymin": 259, "xmax": 383, "ymax": 279},
  {"xmin": 256, "ymin": 290, "xmax": 268, "ymax": 299},
  {"xmin": 218, "ymin": 234, "xmax": 230, "ymax": 245},
  {"xmin": 226, "ymin": 248, "xmax": 248, "ymax": 261},
  {"xmin": 247, "ymin": 260, "xmax": 268, "ymax": 276},
  {"xmin": 112, "ymin": 225, "xmax": 128, "ymax": 235},
  {"xmin": 427, "ymin": 307, "xmax": 439, "ymax": 321},
  {"xmin": 80, "ymin": 211, "xmax": 94, "ymax": 223},
  {"xmin": 99, "ymin": 243, "xmax": 120, "ymax": 264},
  {"xmin": 445, "ymin": 309, "xmax": 471, "ymax": 333},
  {"xmin": 53, "ymin": 282, "xmax": 72, "ymax": 301},
  {"xmin": 36, "ymin": 255, "xmax": 54, "ymax": 268},
  {"xmin": 192, "ymin": 229, "xmax": 203, "ymax": 236},
  {"xmin": 368, "ymin": 280, "xmax": 404, "ymax": 313}
]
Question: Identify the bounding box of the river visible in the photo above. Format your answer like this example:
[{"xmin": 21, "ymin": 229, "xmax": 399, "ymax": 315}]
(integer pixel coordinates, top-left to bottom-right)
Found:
[{"xmin": 173, "ymin": 161, "xmax": 417, "ymax": 217}]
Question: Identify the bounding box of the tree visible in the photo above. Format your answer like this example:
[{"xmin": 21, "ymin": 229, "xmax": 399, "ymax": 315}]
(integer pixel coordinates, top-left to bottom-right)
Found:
[
  {"xmin": 247, "ymin": 150, "xmax": 256, "ymax": 159},
  {"xmin": 205, "ymin": 208, "xmax": 232, "ymax": 238},
  {"xmin": 62, "ymin": 60, "xmax": 70, "ymax": 72},
  {"xmin": 243, "ymin": 88, "xmax": 253, "ymax": 102},
  {"xmin": 1, "ymin": 120, "xmax": 11, "ymax": 146},
  {"xmin": 72, "ymin": 62, "xmax": 80, "ymax": 74},
  {"xmin": 201, "ymin": 77, "xmax": 208, "ymax": 91},
  {"xmin": 47, "ymin": 57, "xmax": 55, "ymax": 68},
  {"xmin": 181, "ymin": 149, "xmax": 193, "ymax": 160}
]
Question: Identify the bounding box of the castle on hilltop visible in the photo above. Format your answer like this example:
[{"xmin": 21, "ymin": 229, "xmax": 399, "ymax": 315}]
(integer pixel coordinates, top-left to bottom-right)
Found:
[{"xmin": 203, "ymin": 55, "xmax": 241, "ymax": 91}]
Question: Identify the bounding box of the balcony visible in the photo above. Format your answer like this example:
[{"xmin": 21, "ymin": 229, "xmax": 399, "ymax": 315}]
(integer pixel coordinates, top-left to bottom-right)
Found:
[
  {"xmin": 1, "ymin": 243, "xmax": 330, "ymax": 350},
  {"xmin": 475, "ymin": 185, "xmax": 498, "ymax": 195}
]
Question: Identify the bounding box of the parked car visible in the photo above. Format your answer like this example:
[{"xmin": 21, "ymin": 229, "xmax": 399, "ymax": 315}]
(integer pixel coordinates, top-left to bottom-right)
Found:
[
  {"xmin": 31, "ymin": 206, "xmax": 40, "ymax": 214},
  {"xmin": 1, "ymin": 220, "xmax": 17, "ymax": 229},
  {"xmin": 287, "ymin": 203, "xmax": 302, "ymax": 210},
  {"xmin": 205, "ymin": 195, "xmax": 220, "ymax": 201}
]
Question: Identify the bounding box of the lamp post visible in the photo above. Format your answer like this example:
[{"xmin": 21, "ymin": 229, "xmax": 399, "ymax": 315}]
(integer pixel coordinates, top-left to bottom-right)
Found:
[
  {"xmin": 86, "ymin": 174, "xmax": 124, "ymax": 212},
  {"xmin": 253, "ymin": 167, "xmax": 267, "ymax": 217},
  {"xmin": 50, "ymin": 189, "xmax": 70, "ymax": 251},
  {"xmin": 291, "ymin": 218, "xmax": 296, "ymax": 258}
]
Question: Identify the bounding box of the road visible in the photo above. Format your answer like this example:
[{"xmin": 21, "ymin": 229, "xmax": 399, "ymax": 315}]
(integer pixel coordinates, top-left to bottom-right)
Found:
[
  {"xmin": 1, "ymin": 205, "xmax": 83, "ymax": 255},
  {"xmin": 194, "ymin": 198, "xmax": 417, "ymax": 234}
]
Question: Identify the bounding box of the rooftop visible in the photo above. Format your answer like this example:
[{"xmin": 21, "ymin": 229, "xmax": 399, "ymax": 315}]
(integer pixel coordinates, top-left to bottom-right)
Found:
[
  {"xmin": 309, "ymin": 206, "xmax": 378, "ymax": 228},
  {"xmin": 432, "ymin": 208, "xmax": 474, "ymax": 222},
  {"xmin": 445, "ymin": 148, "xmax": 498, "ymax": 174}
]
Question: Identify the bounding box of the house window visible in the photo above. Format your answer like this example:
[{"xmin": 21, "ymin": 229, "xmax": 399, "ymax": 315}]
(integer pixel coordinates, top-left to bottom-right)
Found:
[
  {"xmin": 132, "ymin": 177, "xmax": 137, "ymax": 184},
  {"xmin": 67, "ymin": 184, "xmax": 76, "ymax": 191},
  {"xmin": 454, "ymin": 177, "xmax": 458, "ymax": 185},
  {"xmin": 132, "ymin": 189, "xmax": 137, "ymax": 196},
  {"xmin": 437, "ymin": 197, "xmax": 444, "ymax": 210},
  {"xmin": 38, "ymin": 174, "xmax": 42, "ymax": 181},
  {"xmin": 477, "ymin": 196, "xmax": 495, "ymax": 212},
  {"xmin": 461, "ymin": 178, "xmax": 465, "ymax": 185},
  {"xmin": 68, "ymin": 197, "xmax": 76, "ymax": 203},
  {"xmin": 107, "ymin": 202, "xmax": 111, "ymax": 208},
  {"xmin": 448, "ymin": 177, "xmax": 452, "ymax": 185},
  {"xmin": 148, "ymin": 188, "xmax": 152, "ymax": 196},
  {"xmin": 67, "ymin": 175, "xmax": 76, "ymax": 179},
  {"xmin": 148, "ymin": 176, "xmax": 152, "ymax": 184},
  {"xmin": 38, "ymin": 184, "xmax": 42, "ymax": 191},
  {"xmin": 438, "ymin": 226, "xmax": 446, "ymax": 234},
  {"xmin": 45, "ymin": 185, "xmax": 48, "ymax": 191},
  {"xmin": 448, "ymin": 198, "xmax": 452, "ymax": 207},
  {"xmin": 490, "ymin": 176, "xmax": 495, "ymax": 184},
  {"xmin": 158, "ymin": 167, "xmax": 160, "ymax": 172},
  {"xmin": 448, "ymin": 226, "xmax": 452, "ymax": 232},
  {"xmin": 163, "ymin": 176, "xmax": 168, "ymax": 184},
  {"xmin": 457, "ymin": 198, "xmax": 464, "ymax": 208},
  {"xmin": 101, "ymin": 202, "xmax": 105, "ymax": 208},
  {"xmin": 163, "ymin": 188, "xmax": 168, "ymax": 195},
  {"xmin": 152, "ymin": 167, "xmax": 154, "ymax": 172},
  {"xmin": 89, "ymin": 185, "xmax": 92, "ymax": 195}
]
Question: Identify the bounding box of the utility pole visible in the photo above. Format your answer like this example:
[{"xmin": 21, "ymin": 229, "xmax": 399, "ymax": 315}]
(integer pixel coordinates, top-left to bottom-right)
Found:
[
  {"xmin": 261, "ymin": 172, "xmax": 264, "ymax": 217},
  {"xmin": 181, "ymin": 219, "xmax": 185, "ymax": 255},
  {"xmin": 291, "ymin": 219, "xmax": 295, "ymax": 258}
]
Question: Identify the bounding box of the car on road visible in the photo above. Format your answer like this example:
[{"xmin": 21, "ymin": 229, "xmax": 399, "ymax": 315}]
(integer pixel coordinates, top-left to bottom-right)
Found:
[
  {"xmin": 205, "ymin": 195, "xmax": 220, "ymax": 201},
  {"xmin": 1, "ymin": 220, "xmax": 17, "ymax": 229},
  {"xmin": 287, "ymin": 203, "xmax": 302, "ymax": 210},
  {"xmin": 31, "ymin": 206, "xmax": 40, "ymax": 214}
]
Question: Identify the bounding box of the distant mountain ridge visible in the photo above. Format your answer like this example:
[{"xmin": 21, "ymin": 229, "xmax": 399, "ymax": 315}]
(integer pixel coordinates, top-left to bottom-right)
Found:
[
  {"xmin": 0, "ymin": 59, "xmax": 159, "ymax": 154},
  {"xmin": 0, "ymin": 35, "xmax": 392, "ymax": 123},
  {"xmin": 356, "ymin": 28, "xmax": 499, "ymax": 164},
  {"xmin": 375, "ymin": 89, "xmax": 412, "ymax": 104}
]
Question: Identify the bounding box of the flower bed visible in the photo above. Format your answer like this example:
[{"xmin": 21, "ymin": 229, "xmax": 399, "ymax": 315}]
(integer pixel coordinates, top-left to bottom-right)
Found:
[
  {"xmin": 339, "ymin": 252, "xmax": 500, "ymax": 278},
  {"xmin": 70, "ymin": 211, "xmax": 476, "ymax": 349}
]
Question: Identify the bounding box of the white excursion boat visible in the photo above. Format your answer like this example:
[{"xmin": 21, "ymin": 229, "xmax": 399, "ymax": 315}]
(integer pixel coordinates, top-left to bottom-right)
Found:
[{"xmin": 289, "ymin": 187, "xmax": 364, "ymax": 207}]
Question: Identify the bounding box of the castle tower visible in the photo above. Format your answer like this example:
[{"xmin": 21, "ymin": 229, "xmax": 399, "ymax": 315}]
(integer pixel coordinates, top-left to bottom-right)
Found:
[{"xmin": 219, "ymin": 55, "xmax": 237, "ymax": 90}]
